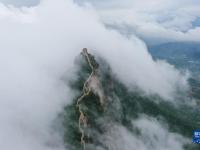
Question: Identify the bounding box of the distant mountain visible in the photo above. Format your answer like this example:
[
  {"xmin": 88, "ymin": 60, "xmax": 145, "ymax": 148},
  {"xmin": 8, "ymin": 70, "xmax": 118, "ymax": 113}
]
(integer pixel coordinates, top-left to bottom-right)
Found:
[
  {"xmin": 148, "ymin": 42, "xmax": 200, "ymax": 101},
  {"xmin": 148, "ymin": 42, "xmax": 200, "ymax": 60},
  {"xmin": 148, "ymin": 42, "xmax": 200, "ymax": 74}
]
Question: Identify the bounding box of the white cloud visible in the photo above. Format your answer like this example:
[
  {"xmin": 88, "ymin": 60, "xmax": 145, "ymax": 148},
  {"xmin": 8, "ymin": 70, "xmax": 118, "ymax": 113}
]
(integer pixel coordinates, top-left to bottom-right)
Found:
[
  {"xmin": 77, "ymin": 0, "xmax": 200, "ymax": 44},
  {"xmin": 0, "ymin": 0, "xmax": 189, "ymax": 149},
  {"xmin": 133, "ymin": 116, "xmax": 188, "ymax": 150}
]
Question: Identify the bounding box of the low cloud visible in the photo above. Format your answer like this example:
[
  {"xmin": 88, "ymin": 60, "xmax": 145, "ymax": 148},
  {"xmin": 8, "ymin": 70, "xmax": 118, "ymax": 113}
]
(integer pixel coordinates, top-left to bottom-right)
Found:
[{"xmin": 98, "ymin": 116, "xmax": 188, "ymax": 150}]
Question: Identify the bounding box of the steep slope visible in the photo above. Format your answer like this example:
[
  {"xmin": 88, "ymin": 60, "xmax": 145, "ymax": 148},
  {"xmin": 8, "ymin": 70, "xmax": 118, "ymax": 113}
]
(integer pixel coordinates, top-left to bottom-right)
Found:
[{"xmin": 61, "ymin": 49, "xmax": 200, "ymax": 150}]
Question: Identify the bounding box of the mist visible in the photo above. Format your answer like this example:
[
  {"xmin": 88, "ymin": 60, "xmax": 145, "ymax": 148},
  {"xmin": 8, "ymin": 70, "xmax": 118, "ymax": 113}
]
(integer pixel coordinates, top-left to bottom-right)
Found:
[
  {"xmin": 0, "ymin": 0, "xmax": 190, "ymax": 149},
  {"xmin": 97, "ymin": 116, "xmax": 188, "ymax": 150}
]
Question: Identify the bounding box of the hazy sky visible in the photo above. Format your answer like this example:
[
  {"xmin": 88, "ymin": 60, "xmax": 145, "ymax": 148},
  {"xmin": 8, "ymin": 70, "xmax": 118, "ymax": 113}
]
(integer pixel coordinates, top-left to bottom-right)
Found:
[{"xmin": 0, "ymin": 0, "xmax": 39, "ymax": 7}]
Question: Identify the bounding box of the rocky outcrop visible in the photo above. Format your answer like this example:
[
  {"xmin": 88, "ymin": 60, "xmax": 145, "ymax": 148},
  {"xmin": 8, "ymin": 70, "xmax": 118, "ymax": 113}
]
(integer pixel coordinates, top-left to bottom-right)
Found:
[{"xmin": 76, "ymin": 48, "xmax": 105, "ymax": 150}]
